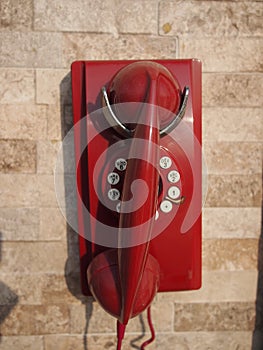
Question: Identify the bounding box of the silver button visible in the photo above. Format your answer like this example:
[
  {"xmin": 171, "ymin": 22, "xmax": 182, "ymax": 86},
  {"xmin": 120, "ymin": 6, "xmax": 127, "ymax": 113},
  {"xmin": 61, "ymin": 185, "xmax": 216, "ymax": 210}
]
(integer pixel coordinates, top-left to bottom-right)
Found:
[
  {"xmin": 108, "ymin": 189, "xmax": 120, "ymax": 201},
  {"xmin": 168, "ymin": 170, "xmax": 180, "ymax": 183},
  {"xmin": 115, "ymin": 158, "xmax": 127, "ymax": 171},
  {"xmin": 160, "ymin": 200, "xmax": 173, "ymax": 213},
  {"xmin": 107, "ymin": 172, "xmax": 120, "ymax": 185},
  {"xmin": 159, "ymin": 156, "xmax": 172, "ymax": 169},
  {"xmin": 168, "ymin": 186, "xmax": 180, "ymax": 199}
]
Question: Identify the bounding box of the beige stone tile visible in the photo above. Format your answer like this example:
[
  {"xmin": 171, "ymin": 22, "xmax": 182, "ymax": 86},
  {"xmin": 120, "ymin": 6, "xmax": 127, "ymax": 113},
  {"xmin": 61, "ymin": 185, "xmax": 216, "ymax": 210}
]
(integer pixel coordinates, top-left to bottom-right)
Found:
[
  {"xmin": 34, "ymin": 0, "xmax": 117, "ymax": 34},
  {"xmin": 0, "ymin": 32, "xmax": 62, "ymax": 68},
  {"xmin": 204, "ymin": 142, "xmax": 262, "ymax": 175},
  {"xmin": 0, "ymin": 0, "xmax": 33, "ymax": 31},
  {"xmin": 203, "ymin": 107, "xmax": 263, "ymax": 142},
  {"xmin": 0, "ymin": 274, "xmax": 42, "ymax": 305},
  {"xmin": 0, "ymin": 104, "xmax": 47, "ymax": 140},
  {"xmin": 44, "ymin": 334, "xmax": 154, "ymax": 350},
  {"xmin": 202, "ymin": 238, "xmax": 258, "ymax": 271},
  {"xmin": 0, "ymin": 242, "xmax": 67, "ymax": 274},
  {"xmin": 69, "ymin": 302, "xmax": 116, "ymax": 334},
  {"xmin": 1, "ymin": 304, "xmax": 69, "ymax": 335},
  {"xmin": 0, "ymin": 140, "xmax": 36, "ymax": 173},
  {"xmin": 37, "ymin": 140, "xmax": 61, "ymax": 174},
  {"xmin": 46, "ymin": 104, "xmax": 73, "ymax": 141},
  {"xmin": 36, "ymin": 69, "xmax": 70, "ymax": 105},
  {"xmin": 39, "ymin": 207, "xmax": 66, "ymax": 241},
  {"xmin": 63, "ymin": 33, "xmax": 177, "ymax": 64},
  {"xmin": 180, "ymin": 37, "xmax": 263, "ymax": 72},
  {"xmin": 155, "ymin": 332, "xmax": 252, "ymax": 350},
  {"xmin": 203, "ymin": 207, "xmax": 262, "ymax": 239},
  {"xmin": 0, "ymin": 336, "xmax": 44, "ymax": 350},
  {"xmin": 0, "ymin": 174, "xmax": 39, "ymax": 207},
  {"xmin": 159, "ymin": 1, "xmax": 263, "ymax": 37},
  {"xmin": 0, "ymin": 174, "xmax": 58, "ymax": 208},
  {"xmin": 37, "ymin": 174, "xmax": 60, "ymax": 207},
  {"xmin": 40, "ymin": 274, "xmax": 85, "ymax": 305},
  {"xmin": 0, "ymin": 208, "xmax": 39, "ymax": 241},
  {"xmin": 173, "ymin": 302, "xmax": 255, "ymax": 331},
  {"xmin": 203, "ymin": 73, "xmax": 263, "ymax": 107},
  {"xmin": 205, "ymin": 174, "xmax": 262, "ymax": 207},
  {"xmin": 0, "ymin": 69, "xmax": 34, "ymax": 104},
  {"xmin": 116, "ymin": 1, "xmax": 158, "ymax": 34},
  {"xmin": 158, "ymin": 271, "xmax": 258, "ymax": 303}
]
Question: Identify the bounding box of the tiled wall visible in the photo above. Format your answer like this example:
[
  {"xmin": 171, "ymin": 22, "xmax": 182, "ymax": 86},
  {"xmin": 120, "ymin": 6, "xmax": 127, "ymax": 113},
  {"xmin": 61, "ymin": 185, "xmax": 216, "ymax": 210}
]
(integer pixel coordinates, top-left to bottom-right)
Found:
[{"xmin": 0, "ymin": 1, "xmax": 262, "ymax": 349}]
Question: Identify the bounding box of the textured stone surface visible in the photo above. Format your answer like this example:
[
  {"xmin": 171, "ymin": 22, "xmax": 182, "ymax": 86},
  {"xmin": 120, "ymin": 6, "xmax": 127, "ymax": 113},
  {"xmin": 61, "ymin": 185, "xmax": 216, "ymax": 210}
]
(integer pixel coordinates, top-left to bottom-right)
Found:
[
  {"xmin": 0, "ymin": 32, "xmax": 62, "ymax": 68},
  {"xmin": 63, "ymin": 33, "xmax": 177, "ymax": 64},
  {"xmin": 34, "ymin": 0, "xmax": 116, "ymax": 33},
  {"xmin": 0, "ymin": 0, "xmax": 33, "ymax": 30},
  {"xmin": 0, "ymin": 208, "xmax": 39, "ymax": 241},
  {"xmin": 155, "ymin": 332, "xmax": 253, "ymax": 350},
  {"xmin": 180, "ymin": 37, "xmax": 263, "ymax": 72},
  {"xmin": 203, "ymin": 107, "xmax": 263, "ymax": 142},
  {"xmin": 158, "ymin": 271, "xmax": 258, "ymax": 303},
  {"xmin": 173, "ymin": 302, "xmax": 255, "ymax": 331},
  {"xmin": 37, "ymin": 140, "xmax": 61, "ymax": 174},
  {"xmin": 0, "ymin": 174, "xmax": 59, "ymax": 207},
  {"xmin": 159, "ymin": 1, "xmax": 263, "ymax": 37},
  {"xmin": 1, "ymin": 304, "xmax": 69, "ymax": 335},
  {"xmin": 204, "ymin": 142, "xmax": 262, "ymax": 175},
  {"xmin": 0, "ymin": 69, "xmax": 34, "ymax": 104},
  {"xmin": 0, "ymin": 242, "xmax": 66, "ymax": 273},
  {"xmin": 0, "ymin": 140, "xmax": 36, "ymax": 173},
  {"xmin": 0, "ymin": 274, "xmax": 42, "ymax": 305},
  {"xmin": 0, "ymin": 105, "xmax": 47, "ymax": 140},
  {"xmin": 36, "ymin": 69, "xmax": 70, "ymax": 104},
  {"xmin": 205, "ymin": 174, "xmax": 262, "ymax": 207},
  {"xmin": 203, "ymin": 207, "xmax": 262, "ymax": 239},
  {"xmin": 0, "ymin": 336, "xmax": 44, "ymax": 350},
  {"xmin": 115, "ymin": 1, "xmax": 158, "ymax": 34},
  {"xmin": 203, "ymin": 238, "xmax": 258, "ymax": 270},
  {"xmin": 39, "ymin": 207, "xmax": 66, "ymax": 241},
  {"xmin": 203, "ymin": 73, "xmax": 263, "ymax": 107}
]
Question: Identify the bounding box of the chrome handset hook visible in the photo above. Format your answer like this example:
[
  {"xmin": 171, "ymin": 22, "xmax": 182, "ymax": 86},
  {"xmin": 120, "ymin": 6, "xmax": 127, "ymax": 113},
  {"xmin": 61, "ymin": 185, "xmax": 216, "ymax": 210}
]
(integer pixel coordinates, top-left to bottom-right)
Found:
[{"xmin": 101, "ymin": 86, "xmax": 189, "ymax": 138}]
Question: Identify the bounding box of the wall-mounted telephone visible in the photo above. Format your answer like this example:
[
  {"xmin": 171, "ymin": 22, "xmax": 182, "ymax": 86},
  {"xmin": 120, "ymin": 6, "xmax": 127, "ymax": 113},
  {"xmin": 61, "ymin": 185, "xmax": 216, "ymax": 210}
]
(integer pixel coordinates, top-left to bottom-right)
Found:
[{"xmin": 71, "ymin": 59, "xmax": 202, "ymax": 349}]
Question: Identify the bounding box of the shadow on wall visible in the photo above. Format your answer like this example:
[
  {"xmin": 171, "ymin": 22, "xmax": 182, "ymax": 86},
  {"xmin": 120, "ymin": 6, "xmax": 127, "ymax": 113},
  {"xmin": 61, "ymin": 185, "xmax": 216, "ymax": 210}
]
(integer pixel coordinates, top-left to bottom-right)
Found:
[
  {"xmin": 59, "ymin": 72, "xmax": 148, "ymax": 349},
  {"xmin": 252, "ymin": 202, "xmax": 263, "ymax": 350},
  {"xmin": 0, "ymin": 232, "xmax": 19, "ymax": 343}
]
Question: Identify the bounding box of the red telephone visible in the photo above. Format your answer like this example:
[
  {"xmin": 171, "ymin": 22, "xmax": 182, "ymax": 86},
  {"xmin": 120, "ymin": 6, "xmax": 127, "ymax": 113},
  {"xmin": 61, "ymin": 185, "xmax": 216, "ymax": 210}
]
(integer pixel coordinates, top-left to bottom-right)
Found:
[{"xmin": 71, "ymin": 59, "xmax": 202, "ymax": 348}]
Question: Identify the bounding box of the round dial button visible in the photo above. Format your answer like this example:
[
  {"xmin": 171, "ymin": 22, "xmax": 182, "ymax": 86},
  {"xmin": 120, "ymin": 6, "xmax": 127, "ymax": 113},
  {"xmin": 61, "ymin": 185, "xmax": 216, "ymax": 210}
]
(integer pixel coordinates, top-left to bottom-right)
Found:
[
  {"xmin": 108, "ymin": 188, "xmax": 120, "ymax": 201},
  {"xmin": 168, "ymin": 186, "xmax": 181, "ymax": 199},
  {"xmin": 107, "ymin": 172, "xmax": 120, "ymax": 185},
  {"xmin": 159, "ymin": 156, "xmax": 172, "ymax": 169},
  {"xmin": 160, "ymin": 200, "xmax": 173, "ymax": 213},
  {"xmin": 115, "ymin": 158, "xmax": 127, "ymax": 171},
  {"xmin": 168, "ymin": 170, "xmax": 180, "ymax": 183}
]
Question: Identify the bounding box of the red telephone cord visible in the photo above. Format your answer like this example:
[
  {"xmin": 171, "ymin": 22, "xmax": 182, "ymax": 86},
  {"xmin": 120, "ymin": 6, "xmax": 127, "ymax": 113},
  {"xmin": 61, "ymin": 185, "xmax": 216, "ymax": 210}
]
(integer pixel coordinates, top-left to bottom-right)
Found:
[
  {"xmin": 116, "ymin": 307, "xmax": 156, "ymax": 350},
  {"xmin": 140, "ymin": 306, "xmax": 156, "ymax": 349}
]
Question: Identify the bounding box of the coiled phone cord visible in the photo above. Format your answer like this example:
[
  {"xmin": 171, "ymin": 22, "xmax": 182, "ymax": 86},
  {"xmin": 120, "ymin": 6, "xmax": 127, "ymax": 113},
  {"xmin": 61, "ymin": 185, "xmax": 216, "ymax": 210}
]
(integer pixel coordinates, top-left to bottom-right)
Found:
[{"xmin": 116, "ymin": 307, "xmax": 156, "ymax": 350}]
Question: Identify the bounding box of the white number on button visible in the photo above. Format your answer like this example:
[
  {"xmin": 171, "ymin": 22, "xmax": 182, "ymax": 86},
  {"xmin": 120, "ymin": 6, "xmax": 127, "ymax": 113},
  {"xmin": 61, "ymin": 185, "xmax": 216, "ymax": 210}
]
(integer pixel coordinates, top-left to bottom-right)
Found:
[
  {"xmin": 108, "ymin": 189, "xmax": 120, "ymax": 201},
  {"xmin": 107, "ymin": 172, "xmax": 120, "ymax": 185},
  {"xmin": 168, "ymin": 170, "xmax": 180, "ymax": 183},
  {"xmin": 115, "ymin": 158, "xmax": 127, "ymax": 171},
  {"xmin": 168, "ymin": 186, "xmax": 181, "ymax": 199},
  {"xmin": 160, "ymin": 156, "xmax": 172, "ymax": 169},
  {"xmin": 160, "ymin": 200, "xmax": 173, "ymax": 213}
]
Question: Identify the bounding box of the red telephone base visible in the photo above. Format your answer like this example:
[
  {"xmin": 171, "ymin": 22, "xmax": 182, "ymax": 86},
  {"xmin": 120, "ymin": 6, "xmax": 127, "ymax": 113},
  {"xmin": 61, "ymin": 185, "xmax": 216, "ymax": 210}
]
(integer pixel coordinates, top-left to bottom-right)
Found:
[{"xmin": 71, "ymin": 59, "xmax": 202, "ymax": 296}]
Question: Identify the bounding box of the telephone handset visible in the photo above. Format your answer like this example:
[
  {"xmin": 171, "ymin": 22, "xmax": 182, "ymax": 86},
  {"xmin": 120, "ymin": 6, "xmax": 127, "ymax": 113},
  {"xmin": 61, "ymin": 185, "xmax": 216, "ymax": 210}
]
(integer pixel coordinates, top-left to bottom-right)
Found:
[{"xmin": 71, "ymin": 60, "xmax": 202, "ymax": 348}]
